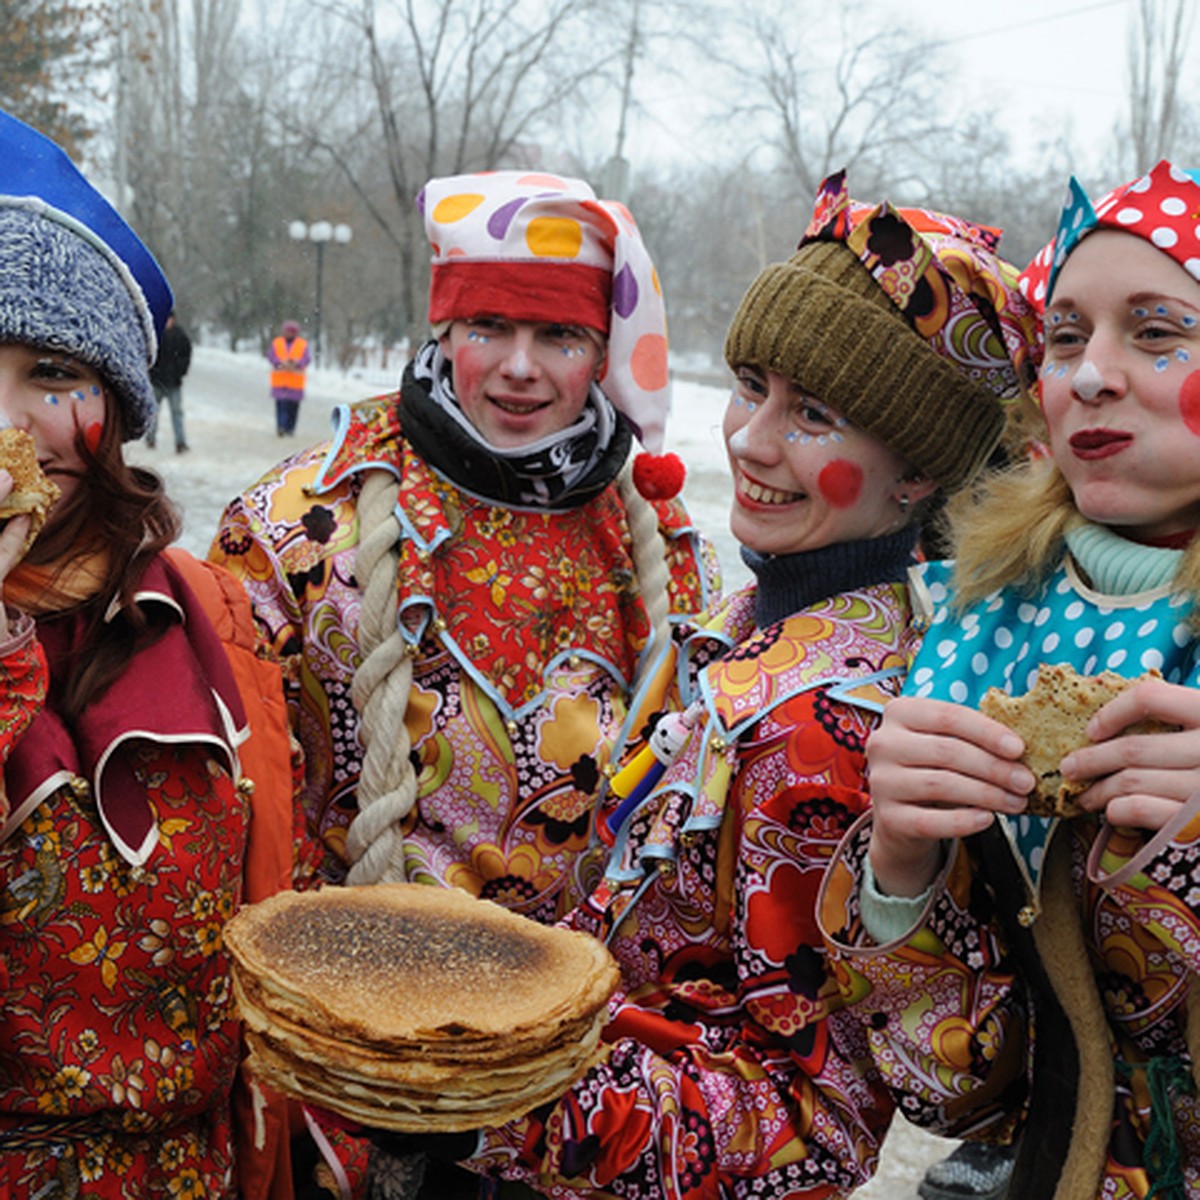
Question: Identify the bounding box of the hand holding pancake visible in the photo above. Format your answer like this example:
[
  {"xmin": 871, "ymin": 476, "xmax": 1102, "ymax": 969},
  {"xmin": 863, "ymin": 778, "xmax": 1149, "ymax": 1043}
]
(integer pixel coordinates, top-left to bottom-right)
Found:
[
  {"xmin": 0, "ymin": 428, "xmax": 60, "ymax": 640},
  {"xmin": 1056, "ymin": 670, "xmax": 1200, "ymax": 831},
  {"xmin": 865, "ymin": 694, "xmax": 1035, "ymax": 897},
  {"xmin": 0, "ymin": 428, "xmax": 60, "ymax": 554}
]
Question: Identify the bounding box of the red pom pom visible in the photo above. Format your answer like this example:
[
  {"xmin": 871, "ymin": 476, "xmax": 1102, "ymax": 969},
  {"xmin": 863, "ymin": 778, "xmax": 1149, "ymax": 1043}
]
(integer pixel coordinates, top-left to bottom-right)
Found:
[{"xmin": 632, "ymin": 451, "xmax": 686, "ymax": 500}]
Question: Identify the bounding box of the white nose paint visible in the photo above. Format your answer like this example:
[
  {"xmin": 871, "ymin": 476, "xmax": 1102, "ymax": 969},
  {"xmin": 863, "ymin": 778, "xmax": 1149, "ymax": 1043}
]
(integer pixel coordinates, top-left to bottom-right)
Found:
[
  {"xmin": 728, "ymin": 427, "xmax": 750, "ymax": 456},
  {"xmin": 1073, "ymin": 361, "xmax": 1104, "ymax": 401},
  {"xmin": 508, "ymin": 350, "xmax": 532, "ymax": 380}
]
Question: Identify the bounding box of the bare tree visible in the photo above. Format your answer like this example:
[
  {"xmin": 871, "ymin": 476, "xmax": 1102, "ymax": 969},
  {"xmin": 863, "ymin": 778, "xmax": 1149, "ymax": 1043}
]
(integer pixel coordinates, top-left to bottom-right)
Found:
[
  {"xmin": 719, "ymin": 0, "xmax": 957, "ymax": 201},
  {"xmin": 1124, "ymin": 0, "xmax": 1195, "ymax": 173},
  {"xmin": 285, "ymin": 0, "xmax": 623, "ymax": 343},
  {"xmin": 0, "ymin": 0, "xmax": 97, "ymax": 155},
  {"xmin": 112, "ymin": 0, "xmax": 328, "ymax": 347}
]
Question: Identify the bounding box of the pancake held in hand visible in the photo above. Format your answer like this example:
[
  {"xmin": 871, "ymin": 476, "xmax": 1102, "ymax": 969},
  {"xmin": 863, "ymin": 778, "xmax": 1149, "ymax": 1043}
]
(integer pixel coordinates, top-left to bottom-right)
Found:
[
  {"xmin": 980, "ymin": 663, "xmax": 1175, "ymax": 818},
  {"xmin": 224, "ymin": 883, "xmax": 620, "ymax": 1131},
  {"xmin": 0, "ymin": 428, "xmax": 59, "ymax": 556}
]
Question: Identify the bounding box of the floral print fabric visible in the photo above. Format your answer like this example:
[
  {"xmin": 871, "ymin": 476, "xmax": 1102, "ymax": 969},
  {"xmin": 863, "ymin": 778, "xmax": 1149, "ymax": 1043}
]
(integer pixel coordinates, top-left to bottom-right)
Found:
[
  {"xmin": 0, "ymin": 560, "xmax": 253, "ymax": 1199},
  {"xmin": 209, "ymin": 395, "xmax": 714, "ymax": 923},
  {"xmin": 819, "ymin": 555, "xmax": 1200, "ymax": 1199},
  {"xmin": 466, "ymin": 582, "xmax": 917, "ymax": 1197}
]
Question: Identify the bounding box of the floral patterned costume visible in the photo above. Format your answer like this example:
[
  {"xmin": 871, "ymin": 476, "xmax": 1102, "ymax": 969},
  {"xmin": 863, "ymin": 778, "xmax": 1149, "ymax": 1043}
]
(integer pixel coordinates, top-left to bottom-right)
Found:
[
  {"xmin": 0, "ymin": 555, "xmax": 253, "ymax": 1199},
  {"xmin": 452, "ymin": 571, "xmax": 917, "ymax": 1198},
  {"xmin": 209, "ymin": 394, "xmax": 714, "ymax": 924},
  {"xmin": 820, "ymin": 531, "xmax": 1200, "ymax": 1200}
]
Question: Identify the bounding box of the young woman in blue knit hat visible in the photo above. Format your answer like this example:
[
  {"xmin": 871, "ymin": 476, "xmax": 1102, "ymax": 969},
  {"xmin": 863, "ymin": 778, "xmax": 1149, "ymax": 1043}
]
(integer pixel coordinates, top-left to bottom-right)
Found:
[{"xmin": 0, "ymin": 109, "xmax": 270, "ymax": 1199}]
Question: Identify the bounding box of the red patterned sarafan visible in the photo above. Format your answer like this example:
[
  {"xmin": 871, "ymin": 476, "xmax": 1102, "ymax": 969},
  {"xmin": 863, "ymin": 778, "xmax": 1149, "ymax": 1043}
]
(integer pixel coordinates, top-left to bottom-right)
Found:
[{"xmin": 0, "ymin": 744, "xmax": 248, "ymax": 1197}]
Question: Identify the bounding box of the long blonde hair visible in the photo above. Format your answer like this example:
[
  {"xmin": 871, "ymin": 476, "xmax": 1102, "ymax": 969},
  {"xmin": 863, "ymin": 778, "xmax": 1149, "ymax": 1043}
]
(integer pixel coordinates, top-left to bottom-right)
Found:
[{"xmin": 947, "ymin": 456, "xmax": 1200, "ymax": 625}]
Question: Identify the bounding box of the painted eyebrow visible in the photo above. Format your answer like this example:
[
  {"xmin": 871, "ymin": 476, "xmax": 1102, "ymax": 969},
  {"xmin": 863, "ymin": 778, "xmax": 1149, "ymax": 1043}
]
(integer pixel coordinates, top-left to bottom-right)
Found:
[
  {"xmin": 1127, "ymin": 291, "xmax": 1200, "ymax": 314},
  {"xmin": 1047, "ymin": 292, "xmax": 1200, "ymax": 316}
]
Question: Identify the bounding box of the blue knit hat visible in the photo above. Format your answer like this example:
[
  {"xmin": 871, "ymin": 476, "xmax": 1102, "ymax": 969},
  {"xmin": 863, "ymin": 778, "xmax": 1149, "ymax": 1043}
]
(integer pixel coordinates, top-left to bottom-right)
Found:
[{"xmin": 0, "ymin": 109, "xmax": 173, "ymax": 439}]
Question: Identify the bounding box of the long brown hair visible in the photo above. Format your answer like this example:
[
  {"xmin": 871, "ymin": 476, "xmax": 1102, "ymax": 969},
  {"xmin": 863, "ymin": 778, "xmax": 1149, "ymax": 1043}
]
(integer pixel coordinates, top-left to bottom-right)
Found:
[{"xmin": 28, "ymin": 394, "xmax": 181, "ymax": 720}]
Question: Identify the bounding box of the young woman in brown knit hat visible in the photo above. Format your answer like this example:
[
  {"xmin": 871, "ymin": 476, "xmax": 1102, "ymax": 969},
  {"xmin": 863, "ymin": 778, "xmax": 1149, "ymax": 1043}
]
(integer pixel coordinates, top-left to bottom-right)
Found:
[{"xmin": 359, "ymin": 169, "xmax": 1040, "ymax": 1198}]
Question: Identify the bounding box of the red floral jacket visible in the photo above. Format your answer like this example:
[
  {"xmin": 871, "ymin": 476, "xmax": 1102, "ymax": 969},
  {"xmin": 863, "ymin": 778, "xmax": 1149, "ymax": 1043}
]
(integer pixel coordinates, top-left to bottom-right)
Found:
[
  {"xmin": 209, "ymin": 396, "xmax": 716, "ymax": 924},
  {"xmin": 0, "ymin": 557, "xmax": 254, "ymax": 1199}
]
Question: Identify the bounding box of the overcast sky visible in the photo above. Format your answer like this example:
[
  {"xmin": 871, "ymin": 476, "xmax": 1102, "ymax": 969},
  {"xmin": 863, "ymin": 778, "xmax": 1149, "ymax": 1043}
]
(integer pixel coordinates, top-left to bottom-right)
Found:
[
  {"xmin": 913, "ymin": 0, "xmax": 1139, "ymax": 163},
  {"xmin": 625, "ymin": 0, "xmax": 1175, "ymax": 175}
]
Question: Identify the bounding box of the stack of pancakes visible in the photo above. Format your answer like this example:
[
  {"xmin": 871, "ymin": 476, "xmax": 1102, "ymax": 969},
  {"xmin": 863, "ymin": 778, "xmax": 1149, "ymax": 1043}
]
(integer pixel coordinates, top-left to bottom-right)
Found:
[{"xmin": 225, "ymin": 882, "xmax": 620, "ymax": 1131}]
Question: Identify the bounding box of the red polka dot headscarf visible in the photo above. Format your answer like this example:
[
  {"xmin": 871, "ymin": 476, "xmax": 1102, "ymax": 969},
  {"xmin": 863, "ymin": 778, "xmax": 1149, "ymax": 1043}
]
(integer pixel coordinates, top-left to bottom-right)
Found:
[
  {"xmin": 1019, "ymin": 160, "xmax": 1200, "ymax": 311},
  {"xmin": 418, "ymin": 171, "xmax": 672, "ymax": 456}
]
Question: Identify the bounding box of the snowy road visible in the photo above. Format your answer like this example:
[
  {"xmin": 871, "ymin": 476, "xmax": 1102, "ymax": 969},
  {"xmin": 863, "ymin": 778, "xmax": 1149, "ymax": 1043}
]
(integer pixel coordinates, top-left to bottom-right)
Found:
[
  {"xmin": 129, "ymin": 346, "xmax": 749, "ymax": 581},
  {"xmin": 131, "ymin": 346, "xmax": 960, "ymax": 1197}
]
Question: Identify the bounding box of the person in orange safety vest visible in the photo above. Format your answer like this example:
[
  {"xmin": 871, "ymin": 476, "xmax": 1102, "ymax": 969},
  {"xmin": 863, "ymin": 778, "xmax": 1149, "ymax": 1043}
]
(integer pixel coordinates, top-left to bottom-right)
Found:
[{"xmin": 267, "ymin": 318, "xmax": 310, "ymax": 436}]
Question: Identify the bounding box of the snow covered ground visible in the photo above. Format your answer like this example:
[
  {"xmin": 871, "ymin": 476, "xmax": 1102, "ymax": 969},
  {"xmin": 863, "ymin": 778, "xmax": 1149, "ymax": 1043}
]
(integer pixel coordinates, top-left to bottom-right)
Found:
[{"xmin": 132, "ymin": 345, "xmax": 959, "ymax": 1198}]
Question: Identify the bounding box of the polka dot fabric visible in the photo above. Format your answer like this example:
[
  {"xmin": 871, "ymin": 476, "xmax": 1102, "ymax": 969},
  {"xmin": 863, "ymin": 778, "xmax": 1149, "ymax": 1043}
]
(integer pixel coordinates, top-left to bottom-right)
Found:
[
  {"xmin": 907, "ymin": 557, "xmax": 1200, "ymax": 889},
  {"xmin": 417, "ymin": 171, "xmax": 672, "ymax": 454},
  {"xmin": 1019, "ymin": 160, "xmax": 1200, "ymax": 312}
]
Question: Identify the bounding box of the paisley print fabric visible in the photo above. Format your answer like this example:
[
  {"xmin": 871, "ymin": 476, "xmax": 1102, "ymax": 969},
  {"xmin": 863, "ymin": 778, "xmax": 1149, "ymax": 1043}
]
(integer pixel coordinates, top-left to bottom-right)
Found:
[
  {"xmin": 802, "ymin": 170, "xmax": 1041, "ymax": 399},
  {"xmin": 209, "ymin": 394, "xmax": 714, "ymax": 922},
  {"xmin": 820, "ymin": 551, "xmax": 1200, "ymax": 1199},
  {"xmin": 465, "ymin": 581, "xmax": 918, "ymax": 1197}
]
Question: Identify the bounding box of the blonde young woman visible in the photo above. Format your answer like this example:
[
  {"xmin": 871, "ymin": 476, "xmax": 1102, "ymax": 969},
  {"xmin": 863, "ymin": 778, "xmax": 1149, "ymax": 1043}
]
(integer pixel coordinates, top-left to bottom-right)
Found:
[{"xmin": 822, "ymin": 161, "xmax": 1200, "ymax": 1200}]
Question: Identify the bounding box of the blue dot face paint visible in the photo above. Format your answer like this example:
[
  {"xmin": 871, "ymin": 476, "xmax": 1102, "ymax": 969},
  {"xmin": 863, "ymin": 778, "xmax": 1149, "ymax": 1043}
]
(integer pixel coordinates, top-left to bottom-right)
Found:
[
  {"xmin": 786, "ymin": 429, "xmax": 846, "ymax": 446},
  {"xmin": 466, "ymin": 330, "xmax": 491, "ymax": 344},
  {"xmin": 43, "ymin": 394, "xmax": 59, "ymax": 406}
]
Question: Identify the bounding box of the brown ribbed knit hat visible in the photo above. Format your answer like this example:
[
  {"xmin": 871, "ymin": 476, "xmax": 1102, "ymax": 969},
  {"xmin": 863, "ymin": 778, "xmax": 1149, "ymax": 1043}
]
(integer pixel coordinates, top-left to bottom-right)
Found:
[{"xmin": 724, "ymin": 240, "xmax": 1007, "ymax": 492}]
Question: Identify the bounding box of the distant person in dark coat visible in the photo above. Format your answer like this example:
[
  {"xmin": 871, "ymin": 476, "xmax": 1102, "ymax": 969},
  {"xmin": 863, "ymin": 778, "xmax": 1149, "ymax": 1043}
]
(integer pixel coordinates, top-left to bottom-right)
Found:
[{"xmin": 147, "ymin": 311, "xmax": 192, "ymax": 452}]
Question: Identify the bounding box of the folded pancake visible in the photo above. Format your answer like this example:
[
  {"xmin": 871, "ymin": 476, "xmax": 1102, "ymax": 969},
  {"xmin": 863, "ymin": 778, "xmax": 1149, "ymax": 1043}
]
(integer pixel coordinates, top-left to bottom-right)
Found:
[
  {"xmin": 980, "ymin": 663, "xmax": 1174, "ymax": 817},
  {"xmin": 225, "ymin": 882, "xmax": 620, "ymax": 1131},
  {"xmin": 0, "ymin": 428, "xmax": 59, "ymax": 555}
]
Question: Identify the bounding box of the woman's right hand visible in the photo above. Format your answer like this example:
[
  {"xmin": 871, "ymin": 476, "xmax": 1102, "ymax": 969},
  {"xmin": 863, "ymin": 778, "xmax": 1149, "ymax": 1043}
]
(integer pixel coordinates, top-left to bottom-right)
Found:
[
  {"xmin": 866, "ymin": 696, "xmax": 1036, "ymax": 897},
  {"xmin": 0, "ymin": 468, "xmax": 31, "ymax": 642}
]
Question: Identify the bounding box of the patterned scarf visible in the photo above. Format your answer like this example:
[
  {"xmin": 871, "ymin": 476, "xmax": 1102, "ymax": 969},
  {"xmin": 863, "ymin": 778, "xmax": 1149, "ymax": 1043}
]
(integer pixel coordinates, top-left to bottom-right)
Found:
[
  {"xmin": 402, "ymin": 338, "xmax": 631, "ymax": 509},
  {"xmin": 6, "ymin": 552, "xmax": 110, "ymax": 615}
]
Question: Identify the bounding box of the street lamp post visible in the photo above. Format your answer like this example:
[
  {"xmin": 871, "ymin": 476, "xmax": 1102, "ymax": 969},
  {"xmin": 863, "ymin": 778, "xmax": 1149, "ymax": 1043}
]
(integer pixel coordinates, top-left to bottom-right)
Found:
[{"xmin": 288, "ymin": 219, "xmax": 352, "ymax": 367}]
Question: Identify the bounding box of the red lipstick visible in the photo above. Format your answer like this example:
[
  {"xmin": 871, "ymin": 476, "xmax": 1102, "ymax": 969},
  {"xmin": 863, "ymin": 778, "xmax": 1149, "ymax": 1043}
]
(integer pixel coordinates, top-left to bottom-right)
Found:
[{"xmin": 1068, "ymin": 429, "xmax": 1132, "ymax": 460}]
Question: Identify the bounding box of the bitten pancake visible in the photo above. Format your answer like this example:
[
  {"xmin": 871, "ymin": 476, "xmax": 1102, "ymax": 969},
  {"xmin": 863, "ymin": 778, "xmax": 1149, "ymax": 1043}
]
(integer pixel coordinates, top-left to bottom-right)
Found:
[
  {"xmin": 0, "ymin": 428, "xmax": 59, "ymax": 555},
  {"xmin": 980, "ymin": 663, "xmax": 1173, "ymax": 817}
]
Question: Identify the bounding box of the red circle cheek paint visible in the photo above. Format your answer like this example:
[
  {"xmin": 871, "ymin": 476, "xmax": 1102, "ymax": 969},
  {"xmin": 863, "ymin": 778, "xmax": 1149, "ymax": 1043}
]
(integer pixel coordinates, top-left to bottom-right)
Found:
[
  {"xmin": 84, "ymin": 422, "xmax": 104, "ymax": 454},
  {"xmin": 817, "ymin": 459, "xmax": 863, "ymax": 508},
  {"xmin": 1180, "ymin": 370, "xmax": 1200, "ymax": 436}
]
